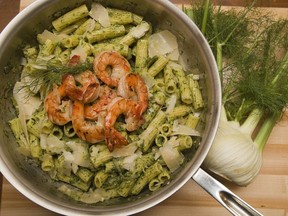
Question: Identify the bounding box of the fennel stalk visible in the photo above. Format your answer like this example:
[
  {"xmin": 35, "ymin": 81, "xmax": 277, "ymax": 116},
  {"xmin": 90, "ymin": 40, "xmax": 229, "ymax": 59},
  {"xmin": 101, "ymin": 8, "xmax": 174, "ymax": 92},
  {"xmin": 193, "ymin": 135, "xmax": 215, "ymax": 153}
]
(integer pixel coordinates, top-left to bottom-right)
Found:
[{"xmin": 184, "ymin": 1, "xmax": 288, "ymax": 185}]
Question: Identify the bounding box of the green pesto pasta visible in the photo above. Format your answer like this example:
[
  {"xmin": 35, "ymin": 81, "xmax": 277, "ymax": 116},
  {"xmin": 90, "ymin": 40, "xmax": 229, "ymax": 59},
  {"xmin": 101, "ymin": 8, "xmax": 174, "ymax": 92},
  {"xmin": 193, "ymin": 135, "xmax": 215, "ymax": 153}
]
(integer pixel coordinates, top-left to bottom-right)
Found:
[
  {"xmin": 185, "ymin": 113, "xmax": 200, "ymax": 129},
  {"xmin": 167, "ymin": 105, "xmax": 192, "ymax": 121},
  {"xmin": 117, "ymin": 178, "xmax": 135, "ymax": 197},
  {"xmin": 119, "ymin": 21, "xmax": 151, "ymax": 46},
  {"xmin": 158, "ymin": 168, "xmax": 171, "ymax": 183},
  {"xmin": 155, "ymin": 134, "xmax": 168, "ymax": 147},
  {"xmin": 92, "ymin": 43, "xmax": 129, "ymax": 57},
  {"xmin": 148, "ymin": 55, "xmax": 169, "ymax": 77},
  {"xmin": 10, "ymin": 3, "xmax": 205, "ymax": 205},
  {"xmin": 51, "ymin": 126, "xmax": 64, "ymax": 139},
  {"xmin": 94, "ymin": 170, "xmax": 109, "ymax": 188},
  {"xmin": 52, "ymin": 5, "xmax": 89, "ymax": 31},
  {"xmin": 86, "ymin": 25, "xmax": 126, "ymax": 43},
  {"xmin": 9, "ymin": 118, "xmax": 28, "ymax": 151},
  {"xmin": 29, "ymin": 134, "xmax": 42, "ymax": 159},
  {"xmin": 171, "ymin": 63, "xmax": 194, "ymax": 105},
  {"xmin": 135, "ymin": 39, "xmax": 148, "ymax": 74},
  {"xmin": 57, "ymin": 172, "xmax": 91, "ymax": 192},
  {"xmin": 187, "ymin": 74, "xmax": 204, "ymax": 110},
  {"xmin": 23, "ymin": 46, "xmax": 38, "ymax": 61},
  {"xmin": 129, "ymin": 152, "xmax": 156, "ymax": 178},
  {"xmin": 41, "ymin": 153, "xmax": 54, "ymax": 172},
  {"xmin": 131, "ymin": 162, "xmax": 163, "ymax": 195},
  {"xmin": 26, "ymin": 116, "xmax": 41, "ymax": 137},
  {"xmin": 62, "ymin": 35, "xmax": 80, "ymax": 48},
  {"xmin": 152, "ymin": 90, "xmax": 166, "ymax": 106},
  {"xmin": 141, "ymin": 103, "xmax": 161, "ymax": 129},
  {"xmin": 63, "ymin": 123, "xmax": 76, "ymax": 138},
  {"xmin": 177, "ymin": 135, "xmax": 193, "ymax": 151},
  {"xmin": 55, "ymin": 18, "xmax": 88, "ymax": 35},
  {"xmin": 148, "ymin": 178, "xmax": 162, "ymax": 191},
  {"xmin": 59, "ymin": 48, "xmax": 72, "ymax": 64},
  {"xmin": 159, "ymin": 123, "xmax": 173, "ymax": 136},
  {"xmin": 164, "ymin": 64, "xmax": 178, "ymax": 94},
  {"xmin": 90, "ymin": 145, "xmax": 113, "ymax": 168},
  {"xmin": 40, "ymin": 120, "xmax": 54, "ymax": 135},
  {"xmin": 73, "ymin": 18, "xmax": 101, "ymax": 35},
  {"xmin": 38, "ymin": 39, "xmax": 57, "ymax": 58},
  {"xmin": 152, "ymin": 78, "xmax": 165, "ymax": 92},
  {"xmin": 132, "ymin": 13, "xmax": 144, "ymax": 25},
  {"xmin": 107, "ymin": 8, "xmax": 134, "ymax": 25},
  {"xmin": 140, "ymin": 110, "xmax": 166, "ymax": 152},
  {"xmin": 76, "ymin": 168, "xmax": 94, "ymax": 183}
]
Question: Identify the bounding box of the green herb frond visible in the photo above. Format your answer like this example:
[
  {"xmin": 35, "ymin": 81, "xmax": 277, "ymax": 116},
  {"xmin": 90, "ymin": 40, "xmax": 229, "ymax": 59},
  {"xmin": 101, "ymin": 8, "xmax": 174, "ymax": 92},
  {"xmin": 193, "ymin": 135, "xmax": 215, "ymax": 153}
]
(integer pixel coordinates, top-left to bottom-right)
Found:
[
  {"xmin": 226, "ymin": 18, "xmax": 288, "ymax": 121},
  {"xmin": 184, "ymin": 0, "xmax": 288, "ymax": 123},
  {"xmin": 21, "ymin": 60, "xmax": 93, "ymax": 96}
]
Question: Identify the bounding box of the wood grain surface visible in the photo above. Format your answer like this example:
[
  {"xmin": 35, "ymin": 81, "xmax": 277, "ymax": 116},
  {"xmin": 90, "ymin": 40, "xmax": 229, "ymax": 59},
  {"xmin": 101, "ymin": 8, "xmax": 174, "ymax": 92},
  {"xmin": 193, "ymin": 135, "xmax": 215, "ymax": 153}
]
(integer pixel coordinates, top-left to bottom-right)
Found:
[{"xmin": 1, "ymin": 1, "xmax": 288, "ymax": 216}]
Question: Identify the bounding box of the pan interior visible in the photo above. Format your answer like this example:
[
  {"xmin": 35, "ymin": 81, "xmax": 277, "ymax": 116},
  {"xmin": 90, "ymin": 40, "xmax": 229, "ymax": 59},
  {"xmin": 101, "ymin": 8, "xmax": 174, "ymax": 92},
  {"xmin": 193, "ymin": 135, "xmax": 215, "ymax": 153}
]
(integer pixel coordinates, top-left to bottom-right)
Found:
[{"xmin": 0, "ymin": 0, "xmax": 221, "ymax": 215}]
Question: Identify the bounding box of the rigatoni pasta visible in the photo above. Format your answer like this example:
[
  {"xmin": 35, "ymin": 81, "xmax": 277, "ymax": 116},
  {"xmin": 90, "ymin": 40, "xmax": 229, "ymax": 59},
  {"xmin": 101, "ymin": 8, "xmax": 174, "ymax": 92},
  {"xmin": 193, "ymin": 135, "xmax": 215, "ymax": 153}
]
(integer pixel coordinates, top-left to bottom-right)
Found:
[
  {"xmin": 9, "ymin": 3, "xmax": 205, "ymax": 204},
  {"xmin": 52, "ymin": 5, "xmax": 90, "ymax": 31}
]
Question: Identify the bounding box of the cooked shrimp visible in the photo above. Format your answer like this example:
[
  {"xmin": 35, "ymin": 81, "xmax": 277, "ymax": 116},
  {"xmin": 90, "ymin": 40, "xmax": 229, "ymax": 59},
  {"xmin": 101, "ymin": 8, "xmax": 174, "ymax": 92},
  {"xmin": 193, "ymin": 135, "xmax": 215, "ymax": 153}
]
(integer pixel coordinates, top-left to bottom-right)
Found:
[
  {"xmin": 93, "ymin": 51, "xmax": 131, "ymax": 87},
  {"xmin": 105, "ymin": 97, "xmax": 144, "ymax": 151},
  {"xmin": 64, "ymin": 70, "xmax": 100, "ymax": 103},
  {"xmin": 44, "ymin": 82, "xmax": 72, "ymax": 126},
  {"xmin": 72, "ymin": 100, "xmax": 105, "ymax": 143},
  {"xmin": 117, "ymin": 73, "xmax": 148, "ymax": 115},
  {"xmin": 84, "ymin": 85, "xmax": 117, "ymax": 120},
  {"xmin": 68, "ymin": 55, "xmax": 80, "ymax": 66}
]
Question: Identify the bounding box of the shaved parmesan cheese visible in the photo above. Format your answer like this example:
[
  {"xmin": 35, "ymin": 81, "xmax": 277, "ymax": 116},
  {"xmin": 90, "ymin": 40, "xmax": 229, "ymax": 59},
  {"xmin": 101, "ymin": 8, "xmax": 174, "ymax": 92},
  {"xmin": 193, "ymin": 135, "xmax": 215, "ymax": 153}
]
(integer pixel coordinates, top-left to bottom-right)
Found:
[
  {"xmin": 66, "ymin": 141, "xmax": 90, "ymax": 168},
  {"xmin": 166, "ymin": 94, "xmax": 177, "ymax": 113},
  {"xmin": 177, "ymin": 55, "xmax": 189, "ymax": 71},
  {"xmin": 61, "ymin": 151, "xmax": 74, "ymax": 176},
  {"xmin": 58, "ymin": 185, "xmax": 113, "ymax": 204},
  {"xmin": 17, "ymin": 145, "xmax": 31, "ymax": 157},
  {"xmin": 167, "ymin": 48, "xmax": 180, "ymax": 61},
  {"xmin": 159, "ymin": 137, "xmax": 183, "ymax": 172},
  {"xmin": 129, "ymin": 22, "xmax": 150, "ymax": 39},
  {"xmin": 111, "ymin": 142, "xmax": 138, "ymax": 158},
  {"xmin": 89, "ymin": 3, "xmax": 110, "ymax": 28},
  {"xmin": 70, "ymin": 45, "xmax": 87, "ymax": 62},
  {"xmin": 38, "ymin": 30, "xmax": 67, "ymax": 43},
  {"xmin": 85, "ymin": 19, "xmax": 96, "ymax": 33},
  {"xmin": 90, "ymin": 145, "xmax": 101, "ymax": 158},
  {"xmin": 13, "ymin": 81, "xmax": 42, "ymax": 120},
  {"xmin": 40, "ymin": 134, "xmax": 48, "ymax": 150},
  {"xmin": 122, "ymin": 153, "xmax": 140, "ymax": 171},
  {"xmin": 141, "ymin": 73, "xmax": 156, "ymax": 89},
  {"xmin": 79, "ymin": 188, "xmax": 111, "ymax": 203},
  {"xmin": 166, "ymin": 136, "xmax": 180, "ymax": 148},
  {"xmin": 28, "ymin": 64, "xmax": 47, "ymax": 70},
  {"xmin": 167, "ymin": 61, "xmax": 182, "ymax": 71},
  {"xmin": 46, "ymin": 134, "xmax": 65, "ymax": 154},
  {"xmin": 17, "ymin": 109, "xmax": 30, "ymax": 149},
  {"xmin": 37, "ymin": 55, "xmax": 55, "ymax": 62},
  {"xmin": 148, "ymin": 30, "xmax": 178, "ymax": 58},
  {"xmin": 171, "ymin": 120, "xmax": 201, "ymax": 136}
]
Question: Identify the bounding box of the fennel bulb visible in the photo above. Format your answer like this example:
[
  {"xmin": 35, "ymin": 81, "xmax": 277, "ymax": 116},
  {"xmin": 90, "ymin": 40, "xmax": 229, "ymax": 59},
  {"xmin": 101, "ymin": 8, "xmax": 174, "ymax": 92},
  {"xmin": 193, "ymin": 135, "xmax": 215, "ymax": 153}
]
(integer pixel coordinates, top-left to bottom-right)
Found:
[
  {"xmin": 204, "ymin": 107, "xmax": 278, "ymax": 186},
  {"xmin": 203, "ymin": 108, "xmax": 262, "ymax": 186}
]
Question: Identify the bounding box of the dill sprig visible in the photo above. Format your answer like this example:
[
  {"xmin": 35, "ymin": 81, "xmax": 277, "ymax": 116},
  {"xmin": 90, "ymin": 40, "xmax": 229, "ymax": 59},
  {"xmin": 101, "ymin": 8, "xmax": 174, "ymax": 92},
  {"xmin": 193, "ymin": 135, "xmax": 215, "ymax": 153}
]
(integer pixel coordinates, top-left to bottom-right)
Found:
[{"xmin": 23, "ymin": 60, "xmax": 93, "ymax": 96}]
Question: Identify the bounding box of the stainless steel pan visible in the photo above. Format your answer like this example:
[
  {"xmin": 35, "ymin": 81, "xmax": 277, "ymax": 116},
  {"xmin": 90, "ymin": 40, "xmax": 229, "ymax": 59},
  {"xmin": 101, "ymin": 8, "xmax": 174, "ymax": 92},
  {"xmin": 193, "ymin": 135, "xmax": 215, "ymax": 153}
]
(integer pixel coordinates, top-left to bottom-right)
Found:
[{"xmin": 0, "ymin": 0, "xmax": 262, "ymax": 215}]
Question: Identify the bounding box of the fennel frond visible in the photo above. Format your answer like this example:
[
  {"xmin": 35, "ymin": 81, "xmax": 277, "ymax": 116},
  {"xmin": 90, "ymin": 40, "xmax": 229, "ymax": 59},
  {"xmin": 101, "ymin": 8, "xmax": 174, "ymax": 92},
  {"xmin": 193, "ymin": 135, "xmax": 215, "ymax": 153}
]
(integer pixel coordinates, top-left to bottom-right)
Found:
[{"xmin": 184, "ymin": 0, "xmax": 288, "ymax": 186}]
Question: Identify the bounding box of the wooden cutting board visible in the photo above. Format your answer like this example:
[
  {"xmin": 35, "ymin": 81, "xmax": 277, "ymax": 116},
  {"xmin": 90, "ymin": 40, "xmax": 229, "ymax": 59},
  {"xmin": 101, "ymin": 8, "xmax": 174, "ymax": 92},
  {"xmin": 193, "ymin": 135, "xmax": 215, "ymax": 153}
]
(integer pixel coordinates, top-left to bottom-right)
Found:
[{"xmin": 1, "ymin": 1, "xmax": 288, "ymax": 215}]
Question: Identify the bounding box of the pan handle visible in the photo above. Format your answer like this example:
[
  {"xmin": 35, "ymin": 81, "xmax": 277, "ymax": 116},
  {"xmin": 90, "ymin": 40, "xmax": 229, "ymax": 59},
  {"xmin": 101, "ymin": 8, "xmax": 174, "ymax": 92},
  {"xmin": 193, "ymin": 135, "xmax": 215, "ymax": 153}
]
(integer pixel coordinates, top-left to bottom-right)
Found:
[{"xmin": 192, "ymin": 168, "xmax": 263, "ymax": 216}]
